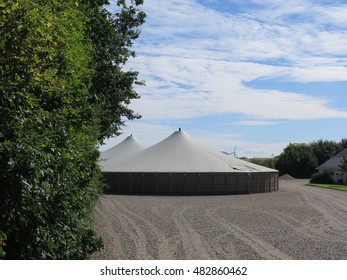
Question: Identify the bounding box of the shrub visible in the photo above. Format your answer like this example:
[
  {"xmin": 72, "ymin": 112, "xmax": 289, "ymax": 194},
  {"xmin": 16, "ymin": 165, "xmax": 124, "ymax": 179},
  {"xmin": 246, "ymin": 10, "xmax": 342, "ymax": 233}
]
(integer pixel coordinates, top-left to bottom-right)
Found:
[
  {"xmin": 0, "ymin": 0, "xmax": 144, "ymax": 259},
  {"xmin": 310, "ymin": 173, "xmax": 334, "ymax": 184}
]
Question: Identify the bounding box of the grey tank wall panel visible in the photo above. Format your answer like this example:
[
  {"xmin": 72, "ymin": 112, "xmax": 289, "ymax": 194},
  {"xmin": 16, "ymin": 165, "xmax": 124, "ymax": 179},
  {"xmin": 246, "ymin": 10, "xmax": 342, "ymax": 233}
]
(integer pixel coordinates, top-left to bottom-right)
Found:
[{"xmin": 103, "ymin": 172, "xmax": 279, "ymax": 195}]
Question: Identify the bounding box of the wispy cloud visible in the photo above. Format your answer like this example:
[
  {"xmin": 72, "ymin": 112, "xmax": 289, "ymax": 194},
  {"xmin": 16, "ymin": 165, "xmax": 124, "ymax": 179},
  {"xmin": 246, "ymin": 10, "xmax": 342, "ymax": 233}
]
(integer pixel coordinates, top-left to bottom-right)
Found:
[
  {"xmin": 121, "ymin": 0, "xmax": 347, "ymax": 122},
  {"xmin": 231, "ymin": 120, "xmax": 278, "ymax": 126},
  {"xmin": 130, "ymin": 56, "xmax": 347, "ymax": 120},
  {"xmin": 106, "ymin": 0, "xmax": 347, "ymax": 157}
]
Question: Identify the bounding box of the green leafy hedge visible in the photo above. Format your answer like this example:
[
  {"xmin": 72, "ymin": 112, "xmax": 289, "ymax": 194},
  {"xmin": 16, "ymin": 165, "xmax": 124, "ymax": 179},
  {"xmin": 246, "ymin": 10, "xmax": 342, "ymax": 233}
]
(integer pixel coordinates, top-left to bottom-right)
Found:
[
  {"xmin": 310, "ymin": 173, "xmax": 334, "ymax": 184},
  {"xmin": 0, "ymin": 0, "xmax": 145, "ymax": 259}
]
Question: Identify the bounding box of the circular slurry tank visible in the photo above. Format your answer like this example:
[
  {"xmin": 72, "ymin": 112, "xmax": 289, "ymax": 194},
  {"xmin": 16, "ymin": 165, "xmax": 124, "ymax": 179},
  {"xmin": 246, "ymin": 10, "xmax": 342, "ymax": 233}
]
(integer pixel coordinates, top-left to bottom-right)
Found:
[{"xmin": 102, "ymin": 130, "xmax": 279, "ymax": 195}]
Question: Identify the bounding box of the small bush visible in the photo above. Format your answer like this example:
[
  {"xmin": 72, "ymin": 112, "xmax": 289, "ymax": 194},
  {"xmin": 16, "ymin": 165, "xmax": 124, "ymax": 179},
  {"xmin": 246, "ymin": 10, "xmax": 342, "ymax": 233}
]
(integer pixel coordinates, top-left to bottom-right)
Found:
[
  {"xmin": 310, "ymin": 173, "xmax": 334, "ymax": 184},
  {"xmin": 0, "ymin": 231, "xmax": 6, "ymax": 259}
]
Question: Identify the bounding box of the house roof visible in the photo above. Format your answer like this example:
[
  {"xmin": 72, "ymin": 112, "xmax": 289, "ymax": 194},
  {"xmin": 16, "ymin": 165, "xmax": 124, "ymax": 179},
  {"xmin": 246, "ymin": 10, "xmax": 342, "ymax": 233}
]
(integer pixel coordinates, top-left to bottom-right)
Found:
[
  {"xmin": 317, "ymin": 148, "xmax": 347, "ymax": 170},
  {"xmin": 104, "ymin": 130, "xmax": 277, "ymax": 173}
]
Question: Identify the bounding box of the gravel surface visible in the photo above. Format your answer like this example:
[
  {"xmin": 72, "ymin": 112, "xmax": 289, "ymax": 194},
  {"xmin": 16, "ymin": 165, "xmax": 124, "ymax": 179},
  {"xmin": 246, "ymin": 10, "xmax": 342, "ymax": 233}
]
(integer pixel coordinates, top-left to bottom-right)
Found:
[{"xmin": 91, "ymin": 180, "xmax": 347, "ymax": 260}]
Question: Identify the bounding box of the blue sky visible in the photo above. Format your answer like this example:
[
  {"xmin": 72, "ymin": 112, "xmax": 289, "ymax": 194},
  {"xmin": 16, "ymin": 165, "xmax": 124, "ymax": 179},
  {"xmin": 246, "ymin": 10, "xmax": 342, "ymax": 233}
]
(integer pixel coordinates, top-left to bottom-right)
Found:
[{"xmin": 103, "ymin": 0, "xmax": 347, "ymax": 157}]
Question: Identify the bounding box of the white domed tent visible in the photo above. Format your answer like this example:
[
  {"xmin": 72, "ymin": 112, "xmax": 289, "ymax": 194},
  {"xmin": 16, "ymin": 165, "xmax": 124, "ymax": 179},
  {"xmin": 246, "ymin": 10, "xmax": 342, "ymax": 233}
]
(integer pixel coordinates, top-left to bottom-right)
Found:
[
  {"xmin": 100, "ymin": 135, "xmax": 145, "ymax": 172},
  {"xmin": 103, "ymin": 129, "xmax": 279, "ymax": 194}
]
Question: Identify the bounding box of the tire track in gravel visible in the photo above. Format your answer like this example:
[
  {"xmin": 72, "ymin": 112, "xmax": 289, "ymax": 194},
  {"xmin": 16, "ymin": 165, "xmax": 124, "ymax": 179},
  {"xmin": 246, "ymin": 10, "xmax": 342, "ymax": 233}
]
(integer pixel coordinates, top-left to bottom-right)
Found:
[
  {"xmin": 259, "ymin": 209, "xmax": 347, "ymax": 244},
  {"xmin": 300, "ymin": 189, "xmax": 347, "ymax": 230},
  {"xmin": 293, "ymin": 192, "xmax": 307, "ymax": 206},
  {"xmin": 208, "ymin": 230, "xmax": 257, "ymax": 259},
  {"xmin": 305, "ymin": 188, "xmax": 347, "ymax": 215},
  {"xmin": 150, "ymin": 205, "xmax": 190, "ymax": 259},
  {"xmin": 282, "ymin": 181, "xmax": 347, "ymax": 243},
  {"xmin": 92, "ymin": 204, "xmax": 126, "ymax": 259},
  {"xmin": 286, "ymin": 181, "xmax": 347, "ymax": 216},
  {"xmin": 111, "ymin": 200, "xmax": 173, "ymax": 259},
  {"xmin": 92, "ymin": 180, "xmax": 347, "ymax": 260},
  {"xmin": 205, "ymin": 207, "xmax": 291, "ymax": 260},
  {"xmin": 170, "ymin": 206, "xmax": 215, "ymax": 259},
  {"xmin": 102, "ymin": 198, "xmax": 149, "ymax": 259},
  {"xmin": 303, "ymin": 187, "xmax": 347, "ymax": 212}
]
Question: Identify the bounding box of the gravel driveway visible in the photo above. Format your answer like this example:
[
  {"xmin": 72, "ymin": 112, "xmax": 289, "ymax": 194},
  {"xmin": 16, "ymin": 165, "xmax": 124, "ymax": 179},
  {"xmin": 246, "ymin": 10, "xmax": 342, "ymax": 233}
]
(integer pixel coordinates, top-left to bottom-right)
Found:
[{"xmin": 91, "ymin": 179, "xmax": 347, "ymax": 260}]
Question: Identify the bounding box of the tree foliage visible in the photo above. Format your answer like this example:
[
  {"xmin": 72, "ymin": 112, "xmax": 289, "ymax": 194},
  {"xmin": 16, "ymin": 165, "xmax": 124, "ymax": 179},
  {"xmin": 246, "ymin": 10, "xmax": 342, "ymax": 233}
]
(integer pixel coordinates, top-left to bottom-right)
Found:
[
  {"xmin": 310, "ymin": 140, "xmax": 342, "ymax": 166},
  {"xmin": 82, "ymin": 0, "xmax": 145, "ymax": 141},
  {"xmin": 0, "ymin": 0, "xmax": 145, "ymax": 259},
  {"xmin": 310, "ymin": 172, "xmax": 334, "ymax": 184},
  {"xmin": 248, "ymin": 157, "xmax": 277, "ymax": 169},
  {"xmin": 338, "ymin": 156, "xmax": 347, "ymax": 172},
  {"xmin": 338, "ymin": 156, "xmax": 347, "ymax": 184},
  {"xmin": 275, "ymin": 139, "xmax": 347, "ymax": 178},
  {"xmin": 276, "ymin": 143, "xmax": 318, "ymax": 178}
]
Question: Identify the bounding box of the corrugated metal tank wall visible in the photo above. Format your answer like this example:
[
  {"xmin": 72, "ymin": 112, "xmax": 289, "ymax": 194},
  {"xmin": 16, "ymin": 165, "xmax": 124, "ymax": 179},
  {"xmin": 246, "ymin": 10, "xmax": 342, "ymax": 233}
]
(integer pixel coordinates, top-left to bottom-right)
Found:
[{"xmin": 103, "ymin": 172, "xmax": 279, "ymax": 195}]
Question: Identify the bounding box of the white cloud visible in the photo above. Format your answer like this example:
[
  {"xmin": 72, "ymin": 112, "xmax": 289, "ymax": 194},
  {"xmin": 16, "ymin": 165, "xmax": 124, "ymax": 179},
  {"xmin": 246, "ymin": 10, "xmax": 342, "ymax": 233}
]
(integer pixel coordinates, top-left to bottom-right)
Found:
[
  {"xmin": 106, "ymin": 0, "xmax": 347, "ymax": 156},
  {"xmin": 135, "ymin": 0, "xmax": 347, "ymax": 62},
  {"xmin": 118, "ymin": 0, "xmax": 347, "ymax": 123},
  {"xmin": 313, "ymin": 4, "xmax": 347, "ymax": 27},
  {"xmin": 231, "ymin": 121, "xmax": 278, "ymax": 126},
  {"xmin": 286, "ymin": 65, "xmax": 347, "ymax": 82},
  {"xmin": 130, "ymin": 55, "xmax": 347, "ymax": 120}
]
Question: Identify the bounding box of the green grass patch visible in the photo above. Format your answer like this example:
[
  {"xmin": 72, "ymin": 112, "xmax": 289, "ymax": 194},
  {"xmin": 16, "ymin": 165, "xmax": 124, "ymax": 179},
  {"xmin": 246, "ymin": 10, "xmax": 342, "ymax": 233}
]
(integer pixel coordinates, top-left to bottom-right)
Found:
[{"xmin": 308, "ymin": 183, "xmax": 347, "ymax": 192}]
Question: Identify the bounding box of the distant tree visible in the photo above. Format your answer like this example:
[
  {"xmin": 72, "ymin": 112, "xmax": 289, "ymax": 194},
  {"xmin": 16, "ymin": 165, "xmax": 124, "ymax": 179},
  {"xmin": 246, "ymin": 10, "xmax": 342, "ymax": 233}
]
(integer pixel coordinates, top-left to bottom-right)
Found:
[
  {"xmin": 276, "ymin": 139, "xmax": 347, "ymax": 179},
  {"xmin": 275, "ymin": 143, "xmax": 318, "ymax": 178},
  {"xmin": 249, "ymin": 157, "xmax": 278, "ymax": 169},
  {"xmin": 340, "ymin": 138, "xmax": 347, "ymax": 149},
  {"xmin": 310, "ymin": 140, "xmax": 341, "ymax": 166},
  {"xmin": 338, "ymin": 156, "xmax": 347, "ymax": 185}
]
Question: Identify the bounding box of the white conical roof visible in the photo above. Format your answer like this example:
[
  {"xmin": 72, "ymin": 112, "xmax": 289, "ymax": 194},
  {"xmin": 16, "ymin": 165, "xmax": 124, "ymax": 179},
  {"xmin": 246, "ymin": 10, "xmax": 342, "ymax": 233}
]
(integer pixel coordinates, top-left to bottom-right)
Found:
[
  {"xmin": 100, "ymin": 135, "xmax": 145, "ymax": 171},
  {"xmin": 107, "ymin": 130, "xmax": 277, "ymax": 173}
]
